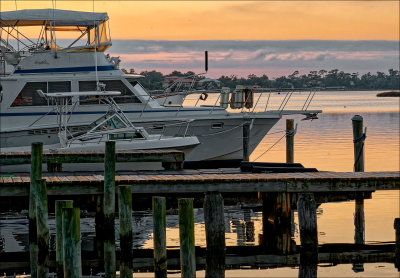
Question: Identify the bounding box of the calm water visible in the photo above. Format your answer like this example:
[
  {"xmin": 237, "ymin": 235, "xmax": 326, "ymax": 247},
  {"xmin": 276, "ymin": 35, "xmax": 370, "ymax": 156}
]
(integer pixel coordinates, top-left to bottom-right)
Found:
[{"xmin": 0, "ymin": 90, "xmax": 399, "ymax": 277}]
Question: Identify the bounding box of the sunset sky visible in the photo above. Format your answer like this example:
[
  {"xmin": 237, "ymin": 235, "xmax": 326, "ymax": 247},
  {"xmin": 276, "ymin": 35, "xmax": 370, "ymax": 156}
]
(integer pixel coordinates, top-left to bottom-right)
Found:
[{"xmin": 1, "ymin": 1, "xmax": 399, "ymax": 77}]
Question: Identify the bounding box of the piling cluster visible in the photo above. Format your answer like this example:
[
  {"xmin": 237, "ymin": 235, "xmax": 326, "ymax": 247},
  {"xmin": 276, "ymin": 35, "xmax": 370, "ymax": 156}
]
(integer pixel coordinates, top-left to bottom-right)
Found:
[{"xmin": 26, "ymin": 141, "xmax": 227, "ymax": 278}]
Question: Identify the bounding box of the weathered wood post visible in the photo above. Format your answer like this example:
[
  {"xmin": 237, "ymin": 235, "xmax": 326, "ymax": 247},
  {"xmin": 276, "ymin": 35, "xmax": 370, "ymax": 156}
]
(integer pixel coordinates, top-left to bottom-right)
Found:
[
  {"xmin": 179, "ymin": 198, "xmax": 196, "ymax": 278},
  {"xmin": 352, "ymin": 115, "xmax": 365, "ymax": 243},
  {"xmin": 352, "ymin": 115, "xmax": 365, "ymax": 270},
  {"xmin": 244, "ymin": 210, "xmax": 255, "ymax": 243},
  {"xmin": 297, "ymin": 193, "xmax": 318, "ymax": 248},
  {"xmin": 259, "ymin": 120, "xmax": 295, "ymax": 254},
  {"xmin": 286, "ymin": 119, "xmax": 294, "ymax": 163},
  {"xmin": 204, "ymin": 192, "xmax": 225, "ymax": 278},
  {"xmin": 297, "ymin": 193, "xmax": 318, "ymax": 278},
  {"xmin": 261, "ymin": 192, "xmax": 294, "ymax": 254},
  {"xmin": 62, "ymin": 207, "xmax": 82, "ymax": 277},
  {"xmin": 162, "ymin": 161, "xmax": 184, "ymax": 171},
  {"xmin": 29, "ymin": 142, "xmax": 42, "ymax": 278},
  {"xmin": 95, "ymin": 194, "xmax": 104, "ymax": 259},
  {"xmin": 55, "ymin": 200, "xmax": 73, "ymax": 277},
  {"xmin": 354, "ymin": 192, "xmax": 365, "ymax": 245},
  {"xmin": 243, "ymin": 120, "xmax": 251, "ymax": 162},
  {"xmin": 153, "ymin": 197, "xmax": 167, "ymax": 278},
  {"xmin": 36, "ymin": 178, "xmax": 49, "ymax": 277},
  {"xmin": 352, "ymin": 115, "xmax": 365, "ymax": 172},
  {"xmin": 104, "ymin": 141, "xmax": 116, "ymax": 278},
  {"xmin": 394, "ymin": 218, "xmax": 400, "ymax": 270},
  {"xmin": 47, "ymin": 160, "xmax": 62, "ymax": 172},
  {"xmin": 118, "ymin": 185, "xmax": 133, "ymax": 278}
]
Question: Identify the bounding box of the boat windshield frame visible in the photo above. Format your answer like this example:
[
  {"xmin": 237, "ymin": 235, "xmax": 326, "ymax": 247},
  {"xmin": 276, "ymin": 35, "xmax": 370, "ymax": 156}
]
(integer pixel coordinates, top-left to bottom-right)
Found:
[{"xmin": 0, "ymin": 9, "xmax": 112, "ymax": 53}]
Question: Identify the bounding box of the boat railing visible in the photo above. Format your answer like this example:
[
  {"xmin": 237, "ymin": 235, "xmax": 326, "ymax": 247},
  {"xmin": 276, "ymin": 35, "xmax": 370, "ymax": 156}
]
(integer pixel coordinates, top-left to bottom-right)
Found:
[
  {"xmin": 157, "ymin": 119, "xmax": 195, "ymax": 139},
  {"xmin": 164, "ymin": 86, "xmax": 322, "ymax": 116}
]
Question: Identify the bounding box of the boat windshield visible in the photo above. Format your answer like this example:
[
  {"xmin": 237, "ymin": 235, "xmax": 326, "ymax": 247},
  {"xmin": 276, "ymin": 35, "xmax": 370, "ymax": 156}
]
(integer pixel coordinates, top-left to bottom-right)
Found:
[{"xmin": 89, "ymin": 111, "xmax": 127, "ymax": 132}]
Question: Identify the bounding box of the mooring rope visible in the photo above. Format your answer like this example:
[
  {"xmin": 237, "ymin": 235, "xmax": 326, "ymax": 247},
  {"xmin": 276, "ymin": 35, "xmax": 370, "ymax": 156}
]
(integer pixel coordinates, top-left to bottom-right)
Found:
[
  {"xmin": 353, "ymin": 128, "xmax": 367, "ymax": 171},
  {"xmin": 253, "ymin": 132, "xmax": 286, "ymax": 162},
  {"xmin": 253, "ymin": 124, "xmax": 297, "ymax": 162}
]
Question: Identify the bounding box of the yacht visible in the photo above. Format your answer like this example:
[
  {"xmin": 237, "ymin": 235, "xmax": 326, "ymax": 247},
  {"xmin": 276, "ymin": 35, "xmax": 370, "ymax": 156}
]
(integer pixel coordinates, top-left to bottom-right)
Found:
[{"xmin": 0, "ymin": 9, "xmax": 321, "ymax": 162}]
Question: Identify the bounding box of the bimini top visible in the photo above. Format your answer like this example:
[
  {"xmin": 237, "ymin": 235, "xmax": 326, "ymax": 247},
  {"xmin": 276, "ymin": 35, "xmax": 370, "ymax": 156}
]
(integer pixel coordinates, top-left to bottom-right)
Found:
[{"xmin": 0, "ymin": 9, "xmax": 108, "ymax": 27}]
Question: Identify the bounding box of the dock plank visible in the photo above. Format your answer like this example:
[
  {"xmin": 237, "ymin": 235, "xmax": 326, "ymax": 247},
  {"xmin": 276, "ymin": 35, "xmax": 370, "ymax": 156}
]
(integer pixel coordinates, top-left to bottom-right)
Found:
[
  {"xmin": 0, "ymin": 149, "xmax": 184, "ymax": 165},
  {"xmin": 0, "ymin": 171, "xmax": 398, "ymax": 197}
]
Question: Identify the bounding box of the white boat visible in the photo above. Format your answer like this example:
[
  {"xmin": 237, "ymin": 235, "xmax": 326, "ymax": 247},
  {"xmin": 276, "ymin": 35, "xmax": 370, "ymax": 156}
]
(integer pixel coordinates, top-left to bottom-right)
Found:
[
  {"xmin": 0, "ymin": 90, "xmax": 200, "ymax": 172},
  {"xmin": 1, "ymin": 90, "xmax": 200, "ymax": 154},
  {"xmin": 0, "ymin": 9, "xmax": 321, "ymax": 162}
]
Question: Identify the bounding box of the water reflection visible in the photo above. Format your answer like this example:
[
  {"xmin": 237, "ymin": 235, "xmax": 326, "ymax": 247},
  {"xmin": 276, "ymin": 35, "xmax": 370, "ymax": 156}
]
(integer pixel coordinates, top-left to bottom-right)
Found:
[
  {"xmin": 251, "ymin": 112, "xmax": 399, "ymax": 172},
  {"xmin": 0, "ymin": 191, "xmax": 398, "ymax": 277}
]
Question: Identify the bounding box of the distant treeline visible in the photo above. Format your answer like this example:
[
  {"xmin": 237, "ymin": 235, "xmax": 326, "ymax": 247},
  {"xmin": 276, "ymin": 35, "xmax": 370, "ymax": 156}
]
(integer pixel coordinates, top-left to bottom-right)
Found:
[{"xmin": 122, "ymin": 68, "xmax": 400, "ymax": 90}]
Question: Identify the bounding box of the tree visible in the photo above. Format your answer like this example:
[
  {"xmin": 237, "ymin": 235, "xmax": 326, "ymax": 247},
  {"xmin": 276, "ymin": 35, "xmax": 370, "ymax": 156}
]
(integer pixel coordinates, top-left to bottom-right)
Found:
[{"xmin": 139, "ymin": 70, "xmax": 164, "ymax": 90}]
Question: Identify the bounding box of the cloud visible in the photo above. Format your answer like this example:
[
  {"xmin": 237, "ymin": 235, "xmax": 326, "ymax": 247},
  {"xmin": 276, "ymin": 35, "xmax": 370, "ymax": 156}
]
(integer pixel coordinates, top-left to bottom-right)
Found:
[{"xmin": 106, "ymin": 40, "xmax": 399, "ymax": 77}]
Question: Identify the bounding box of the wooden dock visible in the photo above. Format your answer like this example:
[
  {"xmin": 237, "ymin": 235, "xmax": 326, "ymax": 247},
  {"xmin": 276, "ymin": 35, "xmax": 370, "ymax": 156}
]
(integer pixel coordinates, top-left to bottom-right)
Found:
[
  {"xmin": 0, "ymin": 149, "xmax": 185, "ymax": 171},
  {"xmin": 1, "ymin": 115, "xmax": 399, "ymax": 277},
  {"xmin": 0, "ymin": 171, "xmax": 398, "ymax": 197},
  {"xmin": 0, "ymin": 149, "xmax": 185, "ymax": 165}
]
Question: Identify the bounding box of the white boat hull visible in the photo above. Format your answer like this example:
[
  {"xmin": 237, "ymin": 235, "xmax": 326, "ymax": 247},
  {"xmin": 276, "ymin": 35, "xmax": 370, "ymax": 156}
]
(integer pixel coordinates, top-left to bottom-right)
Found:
[{"xmin": 0, "ymin": 114, "xmax": 279, "ymax": 161}]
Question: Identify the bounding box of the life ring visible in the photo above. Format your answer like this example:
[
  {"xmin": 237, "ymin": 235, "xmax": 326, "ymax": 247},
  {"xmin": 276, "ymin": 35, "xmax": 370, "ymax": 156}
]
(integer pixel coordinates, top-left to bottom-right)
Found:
[
  {"xmin": 102, "ymin": 125, "xmax": 108, "ymax": 130},
  {"xmin": 199, "ymin": 92, "xmax": 208, "ymax": 101}
]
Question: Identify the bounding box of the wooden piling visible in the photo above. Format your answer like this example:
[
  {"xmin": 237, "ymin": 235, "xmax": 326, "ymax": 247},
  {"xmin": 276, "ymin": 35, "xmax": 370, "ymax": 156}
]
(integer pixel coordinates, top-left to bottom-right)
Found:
[
  {"xmin": 36, "ymin": 179, "xmax": 49, "ymax": 277},
  {"xmin": 204, "ymin": 192, "xmax": 225, "ymax": 278},
  {"xmin": 104, "ymin": 141, "xmax": 116, "ymax": 278},
  {"xmin": 153, "ymin": 197, "xmax": 167, "ymax": 278},
  {"xmin": 352, "ymin": 115, "xmax": 365, "ymax": 248},
  {"xmin": 261, "ymin": 192, "xmax": 294, "ymax": 254},
  {"xmin": 286, "ymin": 119, "xmax": 294, "ymax": 163},
  {"xmin": 243, "ymin": 121, "xmax": 251, "ymax": 162},
  {"xmin": 47, "ymin": 161, "xmax": 62, "ymax": 172},
  {"xmin": 118, "ymin": 185, "xmax": 133, "ymax": 278},
  {"xmin": 95, "ymin": 194, "xmax": 104, "ymax": 259},
  {"xmin": 298, "ymin": 252, "xmax": 317, "ymax": 278},
  {"xmin": 395, "ymin": 218, "xmax": 400, "ymax": 270},
  {"xmin": 162, "ymin": 161, "xmax": 184, "ymax": 171},
  {"xmin": 297, "ymin": 193, "xmax": 318, "ymax": 278},
  {"xmin": 55, "ymin": 200, "xmax": 73, "ymax": 277},
  {"xmin": 297, "ymin": 193, "xmax": 318, "ymax": 249},
  {"xmin": 62, "ymin": 207, "xmax": 82, "ymax": 278},
  {"xmin": 352, "ymin": 115, "xmax": 364, "ymax": 172},
  {"xmin": 179, "ymin": 198, "xmax": 196, "ymax": 278},
  {"xmin": 29, "ymin": 142, "xmax": 42, "ymax": 278},
  {"xmin": 354, "ymin": 193, "xmax": 365, "ymax": 245},
  {"xmin": 266, "ymin": 192, "xmax": 292, "ymax": 226}
]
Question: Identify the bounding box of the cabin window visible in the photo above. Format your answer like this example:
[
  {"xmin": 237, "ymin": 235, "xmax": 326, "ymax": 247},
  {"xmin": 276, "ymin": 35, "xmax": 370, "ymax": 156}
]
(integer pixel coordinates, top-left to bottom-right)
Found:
[
  {"xmin": 48, "ymin": 81, "xmax": 71, "ymax": 93},
  {"xmin": 211, "ymin": 122, "xmax": 224, "ymax": 129},
  {"xmin": 11, "ymin": 81, "xmax": 71, "ymax": 107},
  {"xmin": 79, "ymin": 80, "xmax": 141, "ymax": 104},
  {"xmin": 109, "ymin": 132, "xmax": 144, "ymax": 140},
  {"xmin": 11, "ymin": 82, "xmax": 48, "ymax": 106}
]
